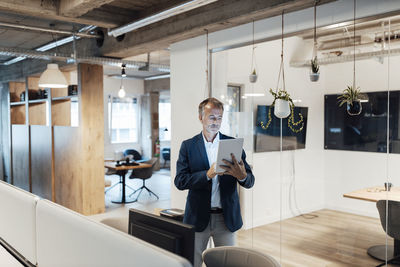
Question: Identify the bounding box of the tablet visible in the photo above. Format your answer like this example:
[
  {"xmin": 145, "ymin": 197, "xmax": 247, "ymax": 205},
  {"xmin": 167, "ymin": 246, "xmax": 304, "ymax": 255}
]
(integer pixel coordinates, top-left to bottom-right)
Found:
[{"xmin": 216, "ymin": 138, "xmax": 244, "ymax": 173}]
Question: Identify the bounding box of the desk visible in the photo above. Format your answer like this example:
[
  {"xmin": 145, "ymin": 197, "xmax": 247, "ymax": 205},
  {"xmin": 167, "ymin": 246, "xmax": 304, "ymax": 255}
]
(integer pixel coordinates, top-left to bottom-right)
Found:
[
  {"xmin": 344, "ymin": 186, "xmax": 400, "ymax": 263},
  {"xmin": 343, "ymin": 186, "xmax": 400, "ymax": 202},
  {"xmin": 105, "ymin": 162, "xmax": 152, "ymax": 204}
]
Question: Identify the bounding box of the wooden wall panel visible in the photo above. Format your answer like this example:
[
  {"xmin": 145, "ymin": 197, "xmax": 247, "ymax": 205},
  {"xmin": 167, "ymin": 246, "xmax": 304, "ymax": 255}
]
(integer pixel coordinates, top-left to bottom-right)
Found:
[
  {"xmin": 11, "ymin": 125, "xmax": 30, "ymax": 191},
  {"xmin": 52, "ymin": 101, "xmax": 71, "ymax": 126},
  {"xmin": 27, "ymin": 77, "xmax": 39, "ymax": 90},
  {"xmin": 29, "ymin": 103, "xmax": 47, "ymax": 125},
  {"xmin": 51, "ymin": 87, "xmax": 68, "ymax": 98},
  {"xmin": 10, "ymin": 105, "xmax": 26, "ymax": 124},
  {"xmin": 31, "ymin": 125, "xmax": 52, "ymax": 200},
  {"xmin": 53, "ymin": 126, "xmax": 82, "ymax": 213},
  {"xmin": 79, "ymin": 63, "xmax": 104, "ymax": 215}
]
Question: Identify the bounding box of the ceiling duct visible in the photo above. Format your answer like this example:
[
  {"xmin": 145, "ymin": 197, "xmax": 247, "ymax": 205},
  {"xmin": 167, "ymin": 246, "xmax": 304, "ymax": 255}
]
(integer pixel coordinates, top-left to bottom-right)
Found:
[
  {"xmin": 290, "ymin": 48, "xmax": 400, "ymax": 67},
  {"xmin": 0, "ymin": 21, "xmax": 100, "ymax": 38},
  {"xmin": 0, "ymin": 47, "xmax": 170, "ymax": 72}
]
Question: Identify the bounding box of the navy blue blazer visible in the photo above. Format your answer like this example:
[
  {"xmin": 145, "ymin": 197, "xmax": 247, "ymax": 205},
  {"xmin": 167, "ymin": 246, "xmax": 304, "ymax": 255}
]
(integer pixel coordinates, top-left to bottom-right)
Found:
[{"xmin": 174, "ymin": 132, "xmax": 255, "ymax": 232}]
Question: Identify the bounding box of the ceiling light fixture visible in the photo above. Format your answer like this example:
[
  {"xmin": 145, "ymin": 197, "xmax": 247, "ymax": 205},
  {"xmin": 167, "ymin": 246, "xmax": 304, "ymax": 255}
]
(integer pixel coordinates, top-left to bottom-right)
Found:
[
  {"xmin": 144, "ymin": 74, "xmax": 170, "ymax": 80},
  {"xmin": 118, "ymin": 65, "xmax": 126, "ymax": 98},
  {"xmin": 108, "ymin": 0, "xmax": 218, "ymax": 37},
  {"xmin": 38, "ymin": 63, "xmax": 68, "ymax": 88},
  {"xmin": 121, "ymin": 63, "xmax": 126, "ymax": 77}
]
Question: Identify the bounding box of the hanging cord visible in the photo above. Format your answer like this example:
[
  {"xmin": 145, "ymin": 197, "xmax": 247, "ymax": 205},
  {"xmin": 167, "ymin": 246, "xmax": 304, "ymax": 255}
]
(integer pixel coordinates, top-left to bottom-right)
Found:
[
  {"xmin": 205, "ymin": 29, "xmax": 210, "ymax": 98},
  {"xmin": 288, "ymin": 151, "xmax": 318, "ymax": 219},
  {"xmin": 385, "ymin": 18, "xmax": 391, "ymax": 267},
  {"xmin": 353, "ymin": 0, "xmax": 356, "ymax": 89},
  {"xmin": 261, "ymin": 10, "xmax": 304, "ymax": 132},
  {"xmin": 312, "ymin": 0, "xmax": 318, "ymax": 59},
  {"xmin": 250, "ymin": 20, "xmax": 258, "ymax": 74}
]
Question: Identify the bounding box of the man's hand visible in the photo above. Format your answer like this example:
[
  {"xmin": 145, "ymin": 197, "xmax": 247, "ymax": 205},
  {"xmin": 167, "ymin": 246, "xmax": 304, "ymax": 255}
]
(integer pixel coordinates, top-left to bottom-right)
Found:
[
  {"xmin": 206, "ymin": 162, "xmax": 218, "ymax": 179},
  {"xmin": 220, "ymin": 153, "xmax": 247, "ymax": 180}
]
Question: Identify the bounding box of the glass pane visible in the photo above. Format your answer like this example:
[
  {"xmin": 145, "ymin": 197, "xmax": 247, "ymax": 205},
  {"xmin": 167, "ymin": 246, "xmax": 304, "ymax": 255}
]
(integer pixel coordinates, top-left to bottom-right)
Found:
[{"xmin": 211, "ymin": 23, "xmax": 394, "ymax": 265}]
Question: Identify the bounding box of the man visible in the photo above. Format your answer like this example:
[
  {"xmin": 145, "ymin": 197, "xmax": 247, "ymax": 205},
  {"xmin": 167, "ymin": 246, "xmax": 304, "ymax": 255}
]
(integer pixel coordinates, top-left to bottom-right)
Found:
[{"xmin": 175, "ymin": 97, "xmax": 255, "ymax": 267}]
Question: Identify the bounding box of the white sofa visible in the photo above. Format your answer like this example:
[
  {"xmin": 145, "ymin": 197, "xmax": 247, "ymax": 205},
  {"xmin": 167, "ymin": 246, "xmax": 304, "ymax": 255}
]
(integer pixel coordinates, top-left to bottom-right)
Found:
[
  {"xmin": 0, "ymin": 181, "xmax": 191, "ymax": 267},
  {"xmin": 0, "ymin": 180, "xmax": 39, "ymax": 266}
]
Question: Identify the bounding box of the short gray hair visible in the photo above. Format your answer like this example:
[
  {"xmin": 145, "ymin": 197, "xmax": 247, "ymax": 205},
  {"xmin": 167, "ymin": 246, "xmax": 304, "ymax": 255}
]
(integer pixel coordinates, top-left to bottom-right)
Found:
[{"xmin": 198, "ymin": 97, "xmax": 224, "ymax": 117}]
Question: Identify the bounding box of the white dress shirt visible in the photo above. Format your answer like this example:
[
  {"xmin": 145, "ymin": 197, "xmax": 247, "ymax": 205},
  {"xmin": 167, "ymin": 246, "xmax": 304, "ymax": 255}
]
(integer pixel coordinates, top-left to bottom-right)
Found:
[{"xmin": 202, "ymin": 132, "xmax": 221, "ymax": 208}]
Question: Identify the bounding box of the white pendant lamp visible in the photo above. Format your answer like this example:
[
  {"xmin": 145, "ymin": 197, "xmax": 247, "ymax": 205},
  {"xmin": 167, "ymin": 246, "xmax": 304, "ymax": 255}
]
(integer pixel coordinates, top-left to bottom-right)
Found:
[
  {"xmin": 118, "ymin": 85, "xmax": 126, "ymax": 98},
  {"xmin": 38, "ymin": 63, "xmax": 68, "ymax": 88}
]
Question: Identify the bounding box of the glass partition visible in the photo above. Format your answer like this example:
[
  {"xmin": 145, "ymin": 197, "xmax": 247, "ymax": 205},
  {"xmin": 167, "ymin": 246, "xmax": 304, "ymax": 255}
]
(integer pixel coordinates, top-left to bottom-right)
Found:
[{"xmin": 210, "ymin": 15, "xmax": 398, "ymax": 266}]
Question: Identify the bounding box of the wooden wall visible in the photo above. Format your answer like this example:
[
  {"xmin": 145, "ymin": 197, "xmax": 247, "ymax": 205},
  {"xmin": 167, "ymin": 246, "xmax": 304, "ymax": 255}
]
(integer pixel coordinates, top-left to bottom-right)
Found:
[
  {"xmin": 79, "ymin": 63, "xmax": 104, "ymax": 215},
  {"xmin": 54, "ymin": 126, "xmax": 82, "ymax": 212}
]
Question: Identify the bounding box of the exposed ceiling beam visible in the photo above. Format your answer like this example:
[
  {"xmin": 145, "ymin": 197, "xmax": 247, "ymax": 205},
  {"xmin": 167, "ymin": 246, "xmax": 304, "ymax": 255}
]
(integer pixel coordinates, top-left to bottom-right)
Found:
[
  {"xmin": 0, "ymin": 0, "xmax": 119, "ymax": 28},
  {"xmin": 59, "ymin": 0, "xmax": 115, "ymax": 17},
  {"xmin": 100, "ymin": 0, "xmax": 338, "ymax": 58}
]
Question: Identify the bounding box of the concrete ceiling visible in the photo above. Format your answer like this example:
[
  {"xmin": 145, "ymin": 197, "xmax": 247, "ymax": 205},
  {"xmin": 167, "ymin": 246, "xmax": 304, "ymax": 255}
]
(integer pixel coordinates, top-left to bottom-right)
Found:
[{"xmin": 0, "ymin": 0, "xmax": 341, "ymax": 82}]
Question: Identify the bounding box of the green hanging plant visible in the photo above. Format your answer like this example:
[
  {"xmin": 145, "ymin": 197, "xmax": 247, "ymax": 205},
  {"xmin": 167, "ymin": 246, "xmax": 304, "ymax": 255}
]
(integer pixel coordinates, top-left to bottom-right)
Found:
[
  {"xmin": 311, "ymin": 57, "xmax": 320, "ymax": 74},
  {"xmin": 337, "ymin": 86, "xmax": 361, "ymax": 107},
  {"xmin": 260, "ymin": 89, "xmax": 304, "ymax": 133}
]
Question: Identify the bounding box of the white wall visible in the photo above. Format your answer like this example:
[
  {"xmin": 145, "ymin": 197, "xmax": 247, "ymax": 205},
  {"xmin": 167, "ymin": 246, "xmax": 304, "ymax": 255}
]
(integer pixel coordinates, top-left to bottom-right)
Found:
[
  {"xmin": 323, "ymin": 56, "xmax": 400, "ymax": 218},
  {"xmin": 170, "ymin": 0, "xmax": 400, "ymax": 228},
  {"xmin": 103, "ymin": 76, "xmax": 144, "ymax": 158}
]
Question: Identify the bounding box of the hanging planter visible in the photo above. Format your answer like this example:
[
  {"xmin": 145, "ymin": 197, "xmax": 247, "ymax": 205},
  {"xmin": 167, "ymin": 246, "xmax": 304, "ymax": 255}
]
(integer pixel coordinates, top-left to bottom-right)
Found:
[
  {"xmin": 249, "ymin": 21, "xmax": 258, "ymax": 84},
  {"xmin": 260, "ymin": 11, "xmax": 304, "ymax": 133},
  {"xmin": 337, "ymin": 1, "xmax": 362, "ymax": 116},
  {"xmin": 309, "ymin": 1, "xmax": 320, "ymax": 82},
  {"xmin": 260, "ymin": 89, "xmax": 304, "ymax": 133},
  {"xmin": 337, "ymin": 86, "xmax": 362, "ymax": 116},
  {"xmin": 310, "ymin": 56, "xmax": 320, "ymax": 82},
  {"xmin": 249, "ymin": 69, "xmax": 258, "ymax": 83}
]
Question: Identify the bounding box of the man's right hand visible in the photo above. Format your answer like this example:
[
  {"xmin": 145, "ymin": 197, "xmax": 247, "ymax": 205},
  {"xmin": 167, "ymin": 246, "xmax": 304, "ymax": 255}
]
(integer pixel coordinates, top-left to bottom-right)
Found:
[{"xmin": 206, "ymin": 162, "xmax": 217, "ymax": 179}]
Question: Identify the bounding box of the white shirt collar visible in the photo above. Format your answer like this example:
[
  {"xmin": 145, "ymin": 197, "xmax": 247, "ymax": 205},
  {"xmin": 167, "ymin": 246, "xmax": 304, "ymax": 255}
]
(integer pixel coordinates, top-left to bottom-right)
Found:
[{"xmin": 202, "ymin": 131, "xmax": 220, "ymax": 144}]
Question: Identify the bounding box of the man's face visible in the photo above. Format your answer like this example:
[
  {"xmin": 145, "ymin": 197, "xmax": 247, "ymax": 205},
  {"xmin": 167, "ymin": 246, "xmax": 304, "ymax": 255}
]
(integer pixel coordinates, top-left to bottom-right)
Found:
[{"xmin": 200, "ymin": 104, "xmax": 223, "ymax": 135}]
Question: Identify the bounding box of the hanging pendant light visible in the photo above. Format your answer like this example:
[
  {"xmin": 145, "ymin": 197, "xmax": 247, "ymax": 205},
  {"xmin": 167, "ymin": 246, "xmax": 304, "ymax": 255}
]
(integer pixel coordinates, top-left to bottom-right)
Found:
[
  {"xmin": 118, "ymin": 64, "xmax": 126, "ymax": 98},
  {"xmin": 38, "ymin": 63, "xmax": 68, "ymax": 88},
  {"xmin": 118, "ymin": 85, "xmax": 126, "ymax": 98}
]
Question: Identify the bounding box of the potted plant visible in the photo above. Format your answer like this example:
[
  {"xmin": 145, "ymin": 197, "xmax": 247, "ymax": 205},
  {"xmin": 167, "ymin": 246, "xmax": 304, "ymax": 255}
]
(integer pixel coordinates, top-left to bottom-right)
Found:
[
  {"xmin": 249, "ymin": 69, "xmax": 258, "ymax": 83},
  {"xmin": 337, "ymin": 86, "xmax": 362, "ymax": 115},
  {"xmin": 310, "ymin": 56, "xmax": 320, "ymax": 82},
  {"xmin": 260, "ymin": 89, "xmax": 304, "ymax": 133}
]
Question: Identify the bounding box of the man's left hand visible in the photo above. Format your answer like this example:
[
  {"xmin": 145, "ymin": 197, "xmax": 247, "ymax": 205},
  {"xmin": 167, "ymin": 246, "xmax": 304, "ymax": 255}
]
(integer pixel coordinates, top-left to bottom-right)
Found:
[{"xmin": 220, "ymin": 153, "xmax": 247, "ymax": 181}]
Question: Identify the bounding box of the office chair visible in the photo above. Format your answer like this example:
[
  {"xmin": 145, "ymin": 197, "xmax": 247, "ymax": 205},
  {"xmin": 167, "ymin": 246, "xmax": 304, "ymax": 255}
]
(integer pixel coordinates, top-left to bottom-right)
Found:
[
  {"xmin": 128, "ymin": 158, "xmax": 159, "ymax": 201},
  {"xmin": 202, "ymin": 246, "xmax": 281, "ymax": 267},
  {"xmin": 369, "ymin": 200, "xmax": 400, "ymax": 267},
  {"xmin": 123, "ymin": 149, "xmax": 142, "ymax": 161},
  {"xmin": 161, "ymin": 147, "xmax": 170, "ymax": 168}
]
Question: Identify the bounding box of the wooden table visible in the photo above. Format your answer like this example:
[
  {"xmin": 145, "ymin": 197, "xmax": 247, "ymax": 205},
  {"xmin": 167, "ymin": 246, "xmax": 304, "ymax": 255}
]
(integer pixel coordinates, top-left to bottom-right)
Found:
[
  {"xmin": 344, "ymin": 186, "xmax": 400, "ymax": 263},
  {"xmin": 343, "ymin": 186, "xmax": 400, "ymax": 202},
  {"xmin": 105, "ymin": 162, "xmax": 152, "ymax": 204}
]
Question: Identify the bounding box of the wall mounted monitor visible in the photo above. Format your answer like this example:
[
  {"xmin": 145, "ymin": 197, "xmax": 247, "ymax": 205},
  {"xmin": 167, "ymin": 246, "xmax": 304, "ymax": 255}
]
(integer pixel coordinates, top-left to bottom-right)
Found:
[
  {"xmin": 324, "ymin": 91, "xmax": 400, "ymax": 153},
  {"xmin": 255, "ymin": 105, "xmax": 308, "ymax": 152}
]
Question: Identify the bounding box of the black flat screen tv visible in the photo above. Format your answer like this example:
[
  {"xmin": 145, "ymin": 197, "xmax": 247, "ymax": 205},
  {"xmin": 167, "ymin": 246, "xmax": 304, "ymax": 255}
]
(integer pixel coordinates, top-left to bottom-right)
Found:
[
  {"xmin": 324, "ymin": 91, "xmax": 400, "ymax": 153},
  {"xmin": 128, "ymin": 208, "xmax": 195, "ymax": 264},
  {"xmin": 255, "ymin": 105, "xmax": 308, "ymax": 152}
]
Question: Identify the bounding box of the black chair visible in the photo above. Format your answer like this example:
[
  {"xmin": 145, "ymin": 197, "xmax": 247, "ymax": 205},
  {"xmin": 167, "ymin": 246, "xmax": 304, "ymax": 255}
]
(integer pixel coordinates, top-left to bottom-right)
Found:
[
  {"xmin": 161, "ymin": 147, "xmax": 170, "ymax": 168},
  {"xmin": 368, "ymin": 200, "xmax": 400, "ymax": 266},
  {"xmin": 123, "ymin": 149, "xmax": 142, "ymax": 161},
  {"xmin": 123, "ymin": 149, "xmax": 149, "ymax": 163},
  {"xmin": 128, "ymin": 158, "xmax": 159, "ymax": 201}
]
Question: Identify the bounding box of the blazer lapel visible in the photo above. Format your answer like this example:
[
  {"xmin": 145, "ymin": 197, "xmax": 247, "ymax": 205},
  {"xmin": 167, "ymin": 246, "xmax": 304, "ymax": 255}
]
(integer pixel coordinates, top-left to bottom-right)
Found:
[{"xmin": 195, "ymin": 132, "xmax": 210, "ymax": 169}]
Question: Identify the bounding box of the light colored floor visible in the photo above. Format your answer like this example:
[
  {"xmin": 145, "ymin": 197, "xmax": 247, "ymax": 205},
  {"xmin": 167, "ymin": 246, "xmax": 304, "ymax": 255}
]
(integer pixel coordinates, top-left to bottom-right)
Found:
[
  {"xmin": 91, "ymin": 171, "xmax": 396, "ymax": 267},
  {"xmin": 90, "ymin": 168, "xmax": 172, "ymax": 222}
]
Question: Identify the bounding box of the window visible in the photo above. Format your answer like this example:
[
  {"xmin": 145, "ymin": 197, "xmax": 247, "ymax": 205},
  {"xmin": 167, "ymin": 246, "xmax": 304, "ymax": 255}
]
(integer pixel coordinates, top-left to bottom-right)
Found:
[
  {"xmin": 159, "ymin": 100, "xmax": 171, "ymax": 141},
  {"xmin": 108, "ymin": 95, "xmax": 139, "ymax": 143}
]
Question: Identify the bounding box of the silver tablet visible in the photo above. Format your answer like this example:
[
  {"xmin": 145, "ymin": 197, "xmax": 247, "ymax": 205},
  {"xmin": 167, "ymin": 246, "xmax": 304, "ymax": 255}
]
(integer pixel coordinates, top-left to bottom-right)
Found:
[{"xmin": 216, "ymin": 138, "xmax": 244, "ymax": 173}]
